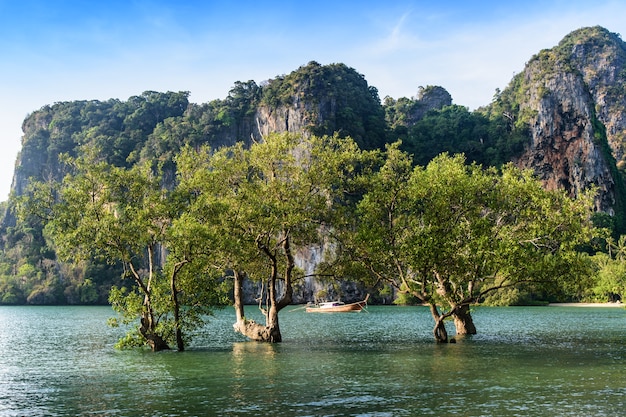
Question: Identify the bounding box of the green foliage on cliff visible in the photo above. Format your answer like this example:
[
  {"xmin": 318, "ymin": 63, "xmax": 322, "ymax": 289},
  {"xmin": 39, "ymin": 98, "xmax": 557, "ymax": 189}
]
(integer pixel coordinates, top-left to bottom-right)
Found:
[
  {"xmin": 391, "ymin": 103, "xmax": 528, "ymax": 167},
  {"xmin": 261, "ymin": 61, "xmax": 388, "ymax": 149},
  {"xmin": 555, "ymin": 26, "xmax": 623, "ymax": 59}
]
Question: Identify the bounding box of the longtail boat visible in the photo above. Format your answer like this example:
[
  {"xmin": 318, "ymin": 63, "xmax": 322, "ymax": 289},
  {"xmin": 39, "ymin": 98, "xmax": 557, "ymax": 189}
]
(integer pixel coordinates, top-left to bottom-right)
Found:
[{"xmin": 305, "ymin": 294, "xmax": 369, "ymax": 313}]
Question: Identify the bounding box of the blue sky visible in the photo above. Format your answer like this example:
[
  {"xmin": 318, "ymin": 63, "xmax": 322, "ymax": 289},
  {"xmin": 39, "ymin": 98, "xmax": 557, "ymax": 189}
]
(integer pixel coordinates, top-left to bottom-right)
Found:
[{"xmin": 1, "ymin": 0, "xmax": 626, "ymax": 200}]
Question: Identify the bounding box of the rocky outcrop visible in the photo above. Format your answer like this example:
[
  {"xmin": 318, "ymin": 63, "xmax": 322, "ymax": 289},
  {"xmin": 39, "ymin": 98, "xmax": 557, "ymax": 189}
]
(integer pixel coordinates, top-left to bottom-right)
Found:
[
  {"xmin": 253, "ymin": 104, "xmax": 313, "ymax": 140},
  {"xmin": 252, "ymin": 61, "xmax": 388, "ymax": 150},
  {"xmin": 512, "ymin": 62, "xmax": 615, "ymax": 212},
  {"xmin": 505, "ymin": 27, "xmax": 626, "ymax": 214},
  {"xmin": 568, "ymin": 28, "xmax": 626, "ymax": 166},
  {"xmin": 412, "ymin": 85, "xmax": 453, "ymax": 121}
]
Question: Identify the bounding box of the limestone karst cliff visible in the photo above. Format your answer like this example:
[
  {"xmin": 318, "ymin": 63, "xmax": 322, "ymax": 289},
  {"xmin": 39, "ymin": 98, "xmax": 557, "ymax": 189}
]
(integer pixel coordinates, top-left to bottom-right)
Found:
[
  {"xmin": 0, "ymin": 63, "xmax": 399, "ymax": 304},
  {"xmin": 3, "ymin": 27, "xmax": 626, "ymax": 305},
  {"xmin": 253, "ymin": 61, "xmax": 388, "ymax": 150},
  {"xmin": 492, "ymin": 26, "xmax": 626, "ymax": 216}
]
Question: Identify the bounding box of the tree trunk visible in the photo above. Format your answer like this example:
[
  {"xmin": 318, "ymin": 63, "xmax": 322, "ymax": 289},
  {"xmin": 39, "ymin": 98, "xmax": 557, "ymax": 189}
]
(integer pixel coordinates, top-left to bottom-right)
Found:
[
  {"xmin": 233, "ymin": 270, "xmax": 246, "ymax": 325},
  {"xmin": 264, "ymin": 304, "xmax": 282, "ymax": 342},
  {"xmin": 429, "ymin": 303, "xmax": 449, "ymax": 343},
  {"xmin": 140, "ymin": 312, "xmax": 170, "ymax": 351},
  {"xmin": 232, "ymin": 270, "xmax": 282, "ymax": 342},
  {"xmin": 171, "ymin": 272, "xmax": 184, "ymax": 351},
  {"xmin": 129, "ymin": 258, "xmax": 170, "ymax": 351},
  {"xmin": 232, "ymin": 233, "xmax": 295, "ymax": 343},
  {"xmin": 453, "ymin": 304, "xmax": 477, "ymax": 335}
]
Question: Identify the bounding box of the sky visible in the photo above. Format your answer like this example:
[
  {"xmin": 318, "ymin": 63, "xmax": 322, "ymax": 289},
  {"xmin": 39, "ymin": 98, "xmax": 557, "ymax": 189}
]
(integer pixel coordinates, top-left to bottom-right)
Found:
[{"xmin": 1, "ymin": 0, "xmax": 625, "ymax": 201}]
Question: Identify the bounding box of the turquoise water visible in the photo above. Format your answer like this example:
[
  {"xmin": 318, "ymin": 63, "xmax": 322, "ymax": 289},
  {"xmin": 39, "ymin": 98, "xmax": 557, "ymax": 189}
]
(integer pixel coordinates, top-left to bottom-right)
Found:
[{"xmin": 0, "ymin": 305, "xmax": 624, "ymax": 416}]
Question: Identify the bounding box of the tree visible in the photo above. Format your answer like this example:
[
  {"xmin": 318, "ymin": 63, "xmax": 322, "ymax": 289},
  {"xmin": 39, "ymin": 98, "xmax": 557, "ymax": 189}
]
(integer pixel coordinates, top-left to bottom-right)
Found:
[
  {"xmin": 333, "ymin": 146, "xmax": 597, "ymax": 342},
  {"xmin": 176, "ymin": 133, "xmax": 367, "ymax": 342},
  {"xmin": 414, "ymin": 154, "xmax": 595, "ymax": 339},
  {"xmin": 592, "ymin": 234, "xmax": 626, "ymax": 302},
  {"xmin": 22, "ymin": 149, "xmax": 227, "ymax": 351},
  {"xmin": 330, "ymin": 142, "xmax": 459, "ymax": 341}
]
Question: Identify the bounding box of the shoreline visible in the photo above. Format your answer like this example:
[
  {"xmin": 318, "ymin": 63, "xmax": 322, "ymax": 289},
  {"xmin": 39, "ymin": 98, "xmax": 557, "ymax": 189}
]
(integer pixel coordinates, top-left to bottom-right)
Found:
[{"xmin": 548, "ymin": 302, "xmax": 624, "ymax": 308}]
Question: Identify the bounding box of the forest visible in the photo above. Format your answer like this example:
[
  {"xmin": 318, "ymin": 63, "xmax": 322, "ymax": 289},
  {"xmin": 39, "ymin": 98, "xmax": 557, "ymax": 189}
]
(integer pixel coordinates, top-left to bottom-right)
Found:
[{"xmin": 1, "ymin": 61, "xmax": 625, "ymax": 350}]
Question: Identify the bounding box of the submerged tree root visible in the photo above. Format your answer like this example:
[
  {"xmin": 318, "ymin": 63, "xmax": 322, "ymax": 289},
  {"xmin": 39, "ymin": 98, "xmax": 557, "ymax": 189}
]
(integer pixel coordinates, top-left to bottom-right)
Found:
[{"xmin": 233, "ymin": 318, "xmax": 282, "ymax": 343}]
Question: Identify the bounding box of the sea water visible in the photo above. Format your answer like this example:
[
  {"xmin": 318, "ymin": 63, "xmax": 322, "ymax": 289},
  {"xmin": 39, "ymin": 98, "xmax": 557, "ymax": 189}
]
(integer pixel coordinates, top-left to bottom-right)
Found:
[{"xmin": 0, "ymin": 305, "xmax": 624, "ymax": 416}]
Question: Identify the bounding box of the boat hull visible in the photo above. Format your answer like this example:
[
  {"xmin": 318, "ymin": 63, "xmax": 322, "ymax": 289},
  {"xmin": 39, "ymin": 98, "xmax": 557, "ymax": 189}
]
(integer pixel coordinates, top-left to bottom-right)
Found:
[{"xmin": 305, "ymin": 296, "xmax": 369, "ymax": 313}]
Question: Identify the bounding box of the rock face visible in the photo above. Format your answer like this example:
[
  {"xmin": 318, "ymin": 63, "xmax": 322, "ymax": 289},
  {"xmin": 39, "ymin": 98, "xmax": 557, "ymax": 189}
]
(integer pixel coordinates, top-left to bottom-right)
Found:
[
  {"xmin": 504, "ymin": 26, "xmax": 626, "ymax": 214},
  {"xmin": 569, "ymin": 28, "xmax": 626, "ymax": 165},
  {"xmin": 412, "ymin": 86, "xmax": 453, "ymax": 121},
  {"xmin": 512, "ymin": 62, "xmax": 616, "ymax": 213},
  {"xmin": 252, "ymin": 61, "xmax": 388, "ymax": 150},
  {"xmin": 254, "ymin": 103, "xmax": 319, "ymax": 143}
]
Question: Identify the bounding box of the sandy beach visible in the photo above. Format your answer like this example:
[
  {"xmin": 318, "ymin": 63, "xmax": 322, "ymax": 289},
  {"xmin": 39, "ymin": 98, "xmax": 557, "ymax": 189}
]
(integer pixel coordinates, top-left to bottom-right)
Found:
[{"xmin": 548, "ymin": 302, "xmax": 624, "ymax": 307}]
